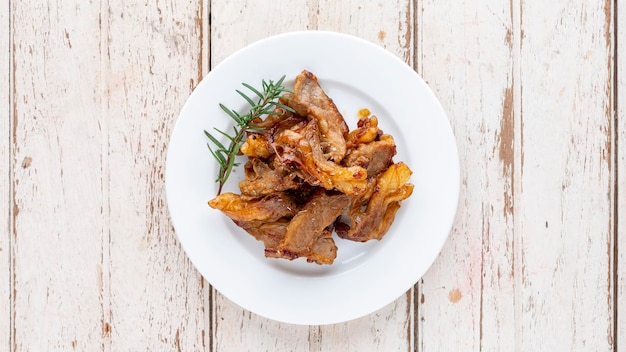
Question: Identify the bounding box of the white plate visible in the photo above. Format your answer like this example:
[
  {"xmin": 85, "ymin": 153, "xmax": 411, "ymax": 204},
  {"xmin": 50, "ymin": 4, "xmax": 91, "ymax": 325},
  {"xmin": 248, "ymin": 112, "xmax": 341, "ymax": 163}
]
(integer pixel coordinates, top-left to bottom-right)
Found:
[{"xmin": 166, "ymin": 31, "xmax": 459, "ymax": 325}]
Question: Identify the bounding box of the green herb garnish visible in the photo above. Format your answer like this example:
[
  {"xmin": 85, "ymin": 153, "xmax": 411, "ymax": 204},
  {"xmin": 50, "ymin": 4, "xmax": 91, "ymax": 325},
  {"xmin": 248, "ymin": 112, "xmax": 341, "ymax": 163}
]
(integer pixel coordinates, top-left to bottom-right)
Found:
[{"xmin": 205, "ymin": 75, "xmax": 294, "ymax": 195}]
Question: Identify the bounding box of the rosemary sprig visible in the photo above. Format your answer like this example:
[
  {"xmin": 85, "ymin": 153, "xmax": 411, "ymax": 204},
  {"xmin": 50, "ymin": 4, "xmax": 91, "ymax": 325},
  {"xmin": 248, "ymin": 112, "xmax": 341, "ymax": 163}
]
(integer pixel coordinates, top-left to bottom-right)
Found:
[{"xmin": 205, "ymin": 75, "xmax": 294, "ymax": 195}]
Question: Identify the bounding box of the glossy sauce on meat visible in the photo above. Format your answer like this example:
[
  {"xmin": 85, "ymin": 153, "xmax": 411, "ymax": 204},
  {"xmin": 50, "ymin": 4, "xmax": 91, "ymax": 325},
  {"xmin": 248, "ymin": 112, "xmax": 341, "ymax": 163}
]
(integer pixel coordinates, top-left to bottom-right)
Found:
[{"xmin": 208, "ymin": 70, "xmax": 413, "ymax": 265}]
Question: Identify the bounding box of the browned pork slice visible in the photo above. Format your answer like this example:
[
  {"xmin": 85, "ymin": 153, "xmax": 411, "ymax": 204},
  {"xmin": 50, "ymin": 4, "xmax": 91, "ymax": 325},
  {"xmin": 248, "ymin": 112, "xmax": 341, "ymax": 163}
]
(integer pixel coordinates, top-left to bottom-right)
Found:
[
  {"xmin": 235, "ymin": 219, "xmax": 324, "ymax": 262},
  {"xmin": 277, "ymin": 189, "xmax": 350, "ymax": 263},
  {"xmin": 343, "ymin": 135, "xmax": 397, "ymax": 178},
  {"xmin": 335, "ymin": 162, "xmax": 414, "ymax": 242},
  {"xmin": 264, "ymin": 225, "xmax": 338, "ymax": 265},
  {"xmin": 238, "ymin": 158, "xmax": 300, "ymax": 197},
  {"xmin": 208, "ymin": 192, "xmax": 297, "ymax": 222},
  {"xmin": 236, "ymin": 218, "xmax": 337, "ymax": 265},
  {"xmin": 283, "ymin": 70, "xmax": 349, "ymax": 162},
  {"xmin": 234, "ymin": 219, "xmax": 289, "ymax": 251},
  {"xmin": 306, "ymin": 226, "xmax": 337, "ymax": 265},
  {"xmin": 272, "ymin": 120, "xmax": 368, "ymax": 195}
]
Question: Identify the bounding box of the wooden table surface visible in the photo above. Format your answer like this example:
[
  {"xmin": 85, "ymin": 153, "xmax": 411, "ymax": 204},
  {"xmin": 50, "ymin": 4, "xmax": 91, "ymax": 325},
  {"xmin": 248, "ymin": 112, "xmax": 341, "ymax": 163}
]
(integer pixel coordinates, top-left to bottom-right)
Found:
[{"xmin": 1, "ymin": 1, "xmax": 624, "ymax": 351}]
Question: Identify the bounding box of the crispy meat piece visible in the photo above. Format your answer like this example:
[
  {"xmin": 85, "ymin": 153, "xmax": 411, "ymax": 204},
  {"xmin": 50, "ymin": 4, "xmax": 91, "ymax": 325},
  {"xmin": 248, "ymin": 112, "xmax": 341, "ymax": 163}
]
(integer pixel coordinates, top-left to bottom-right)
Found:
[
  {"xmin": 208, "ymin": 192, "xmax": 297, "ymax": 222},
  {"xmin": 276, "ymin": 189, "xmax": 350, "ymax": 263},
  {"xmin": 273, "ymin": 120, "xmax": 368, "ymax": 195},
  {"xmin": 343, "ymin": 135, "xmax": 397, "ymax": 178},
  {"xmin": 249, "ymin": 107, "xmax": 293, "ymax": 129},
  {"xmin": 240, "ymin": 134, "xmax": 273, "ymax": 159},
  {"xmin": 236, "ymin": 219, "xmax": 337, "ymax": 265},
  {"xmin": 336, "ymin": 162, "xmax": 414, "ymax": 242},
  {"xmin": 241, "ymin": 109, "xmax": 308, "ymax": 158},
  {"xmin": 207, "ymin": 70, "xmax": 415, "ymax": 265},
  {"xmin": 266, "ymin": 113, "xmax": 308, "ymax": 143},
  {"xmin": 234, "ymin": 219, "xmax": 288, "ymax": 251},
  {"xmin": 306, "ymin": 226, "xmax": 337, "ymax": 265},
  {"xmin": 346, "ymin": 115, "xmax": 383, "ymax": 148},
  {"xmin": 283, "ymin": 70, "xmax": 348, "ymax": 162},
  {"xmin": 265, "ymin": 225, "xmax": 339, "ymax": 265},
  {"xmin": 239, "ymin": 158, "xmax": 300, "ymax": 197},
  {"xmin": 211, "ymin": 189, "xmax": 344, "ymax": 265}
]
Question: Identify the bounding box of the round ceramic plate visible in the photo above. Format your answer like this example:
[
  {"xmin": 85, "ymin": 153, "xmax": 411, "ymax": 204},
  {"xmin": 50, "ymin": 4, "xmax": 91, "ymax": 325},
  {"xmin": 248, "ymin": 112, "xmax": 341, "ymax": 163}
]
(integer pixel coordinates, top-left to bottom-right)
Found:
[{"xmin": 166, "ymin": 31, "xmax": 459, "ymax": 325}]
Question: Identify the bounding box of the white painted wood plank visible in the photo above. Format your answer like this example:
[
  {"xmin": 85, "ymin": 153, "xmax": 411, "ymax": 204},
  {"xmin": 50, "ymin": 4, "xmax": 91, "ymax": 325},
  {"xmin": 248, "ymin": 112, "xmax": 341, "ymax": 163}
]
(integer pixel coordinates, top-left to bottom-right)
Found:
[
  {"xmin": 316, "ymin": 0, "xmax": 413, "ymax": 65},
  {"xmin": 104, "ymin": 1, "xmax": 209, "ymax": 350},
  {"xmin": 212, "ymin": 306, "xmax": 311, "ymax": 351},
  {"xmin": 209, "ymin": 2, "xmax": 314, "ymax": 350},
  {"xmin": 1, "ymin": 0, "xmax": 11, "ymax": 350},
  {"xmin": 518, "ymin": 1, "xmax": 614, "ymax": 350},
  {"xmin": 11, "ymin": 2, "xmax": 105, "ymax": 350},
  {"xmin": 415, "ymin": 0, "xmax": 516, "ymax": 350},
  {"xmin": 210, "ymin": 1, "xmax": 414, "ymax": 351},
  {"xmin": 314, "ymin": 1, "xmax": 414, "ymax": 351},
  {"xmin": 616, "ymin": 0, "xmax": 625, "ymax": 345},
  {"xmin": 310, "ymin": 293, "xmax": 413, "ymax": 352},
  {"xmin": 210, "ymin": 0, "xmax": 317, "ymax": 65}
]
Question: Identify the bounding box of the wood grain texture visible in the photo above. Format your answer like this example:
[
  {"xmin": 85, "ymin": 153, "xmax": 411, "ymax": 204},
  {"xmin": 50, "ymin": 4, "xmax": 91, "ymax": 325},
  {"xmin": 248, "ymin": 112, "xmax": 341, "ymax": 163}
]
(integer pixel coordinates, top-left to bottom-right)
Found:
[
  {"xmin": 316, "ymin": 0, "xmax": 414, "ymax": 65},
  {"xmin": 518, "ymin": 0, "xmax": 614, "ymax": 350},
  {"xmin": 314, "ymin": 1, "xmax": 414, "ymax": 351},
  {"xmin": 416, "ymin": 0, "xmax": 516, "ymax": 350},
  {"xmin": 1, "ymin": 1, "xmax": 11, "ymax": 350},
  {"xmin": 11, "ymin": 1, "xmax": 105, "ymax": 350},
  {"xmin": 2, "ymin": 1, "xmax": 624, "ymax": 350},
  {"xmin": 210, "ymin": 0, "xmax": 316, "ymax": 65},
  {"xmin": 209, "ymin": 1, "xmax": 414, "ymax": 351},
  {"xmin": 311, "ymin": 293, "xmax": 413, "ymax": 352},
  {"xmin": 209, "ymin": 2, "xmax": 314, "ymax": 350},
  {"xmin": 104, "ymin": 0, "xmax": 208, "ymax": 350}
]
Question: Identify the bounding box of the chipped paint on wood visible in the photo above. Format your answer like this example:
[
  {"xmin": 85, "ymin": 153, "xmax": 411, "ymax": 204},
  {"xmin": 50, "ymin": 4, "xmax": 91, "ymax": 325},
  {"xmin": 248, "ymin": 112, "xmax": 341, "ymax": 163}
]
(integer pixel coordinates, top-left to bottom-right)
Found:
[
  {"xmin": 210, "ymin": 1, "xmax": 414, "ymax": 351},
  {"xmin": 616, "ymin": 0, "xmax": 626, "ymax": 344},
  {"xmin": 1, "ymin": 0, "xmax": 621, "ymax": 350},
  {"xmin": 1, "ymin": 0, "xmax": 11, "ymax": 350},
  {"xmin": 105, "ymin": 0, "xmax": 207, "ymax": 350},
  {"xmin": 417, "ymin": 0, "xmax": 517, "ymax": 351},
  {"xmin": 518, "ymin": 0, "xmax": 614, "ymax": 350},
  {"xmin": 11, "ymin": 1, "xmax": 106, "ymax": 350}
]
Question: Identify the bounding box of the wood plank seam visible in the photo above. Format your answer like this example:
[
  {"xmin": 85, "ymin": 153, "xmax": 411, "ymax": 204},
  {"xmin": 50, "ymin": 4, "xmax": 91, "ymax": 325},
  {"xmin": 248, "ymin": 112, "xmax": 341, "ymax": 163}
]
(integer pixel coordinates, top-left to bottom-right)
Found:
[
  {"xmin": 411, "ymin": 2, "xmax": 421, "ymax": 352},
  {"xmin": 204, "ymin": 2, "xmax": 214, "ymax": 352},
  {"xmin": 402, "ymin": 3, "xmax": 416, "ymax": 351},
  {"xmin": 8, "ymin": 0, "xmax": 15, "ymax": 349},
  {"xmin": 606, "ymin": 1, "xmax": 618, "ymax": 351},
  {"xmin": 512, "ymin": 0, "xmax": 522, "ymax": 351},
  {"xmin": 100, "ymin": 0, "xmax": 112, "ymax": 348},
  {"xmin": 98, "ymin": 0, "xmax": 112, "ymax": 350},
  {"xmin": 519, "ymin": 0, "xmax": 613, "ymax": 349},
  {"xmin": 613, "ymin": 1, "xmax": 619, "ymax": 351},
  {"xmin": 412, "ymin": 3, "xmax": 421, "ymax": 352}
]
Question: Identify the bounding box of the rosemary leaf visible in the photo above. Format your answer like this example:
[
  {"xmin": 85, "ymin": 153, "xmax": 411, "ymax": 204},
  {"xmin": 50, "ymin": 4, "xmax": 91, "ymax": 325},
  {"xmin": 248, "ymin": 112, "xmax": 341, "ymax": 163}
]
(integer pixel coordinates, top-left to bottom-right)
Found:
[
  {"xmin": 236, "ymin": 89, "xmax": 256, "ymax": 107},
  {"xmin": 241, "ymin": 82, "xmax": 264, "ymax": 100},
  {"xmin": 214, "ymin": 128, "xmax": 237, "ymax": 142},
  {"xmin": 205, "ymin": 131, "xmax": 227, "ymax": 151},
  {"xmin": 219, "ymin": 103, "xmax": 243, "ymax": 124},
  {"xmin": 205, "ymin": 75, "xmax": 292, "ymax": 195},
  {"xmin": 275, "ymin": 75, "xmax": 286, "ymax": 86},
  {"xmin": 206, "ymin": 143, "xmax": 226, "ymax": 166},
  {"xmin": 269, "ymin": 102, "xmax": 295, "ymax": 112}
]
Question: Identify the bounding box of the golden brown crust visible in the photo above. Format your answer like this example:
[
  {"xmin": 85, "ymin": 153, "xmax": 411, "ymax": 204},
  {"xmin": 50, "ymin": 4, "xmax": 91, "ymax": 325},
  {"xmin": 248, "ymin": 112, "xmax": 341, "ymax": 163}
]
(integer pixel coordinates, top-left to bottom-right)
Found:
[
  {"xmin": 208, "ymin": 71, "xmax": 413, "ymax": 264},
  {"xmin": 284, "ymin": 70, "xmax": 349, "ymax": 162}
]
